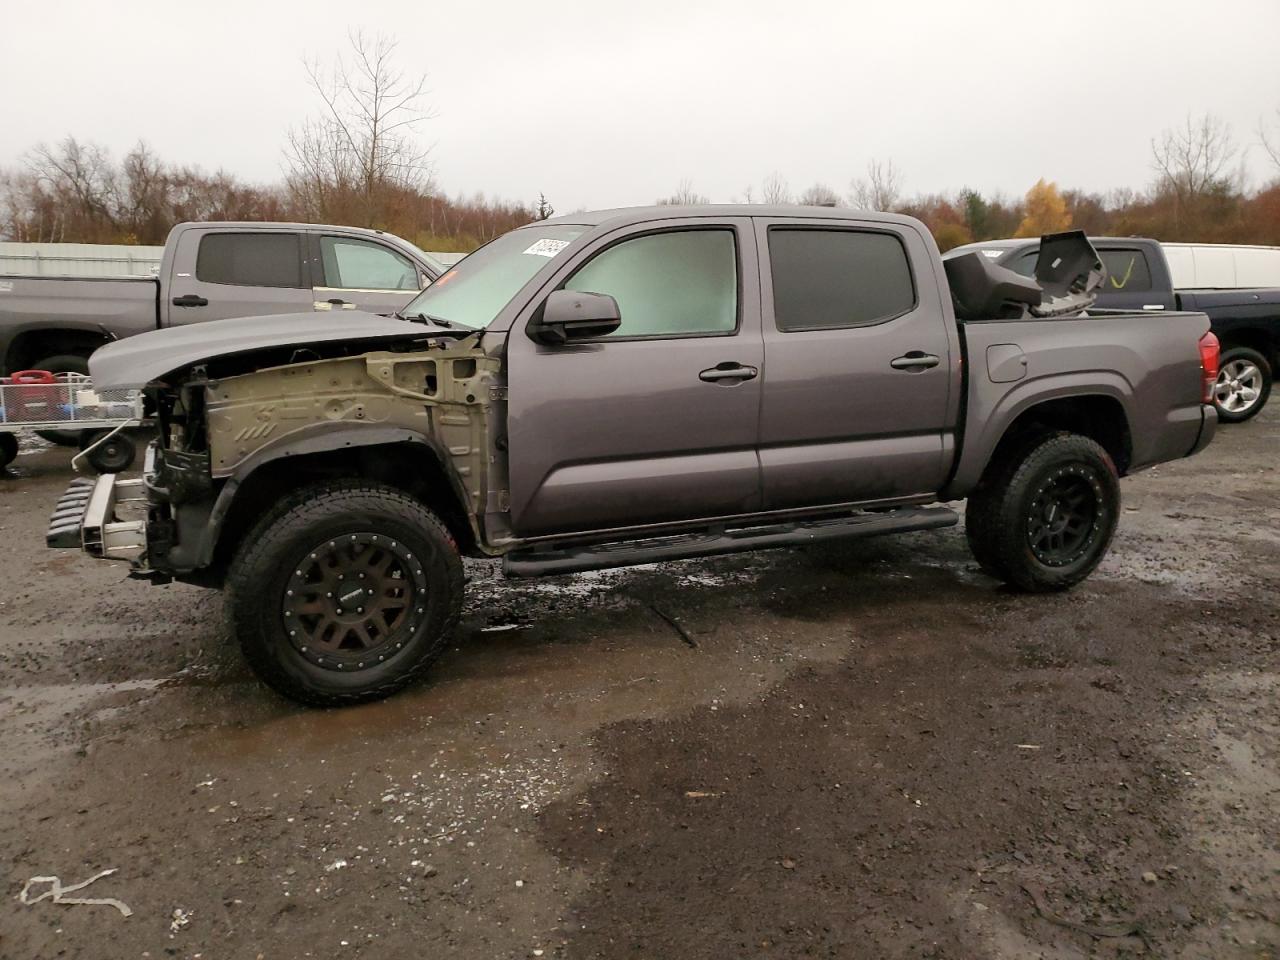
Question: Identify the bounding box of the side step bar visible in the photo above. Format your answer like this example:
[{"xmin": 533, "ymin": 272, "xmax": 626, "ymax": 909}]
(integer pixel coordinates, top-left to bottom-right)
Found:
[{"xmin": 502, "ymin": 506, "xmax": 958, "ymax": 578}]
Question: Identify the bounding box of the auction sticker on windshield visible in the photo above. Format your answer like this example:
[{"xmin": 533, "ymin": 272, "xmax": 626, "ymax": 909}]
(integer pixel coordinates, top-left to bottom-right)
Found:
[{"xmin": 523, "ymin": 238, "xmax": 570, "ymax": 257}]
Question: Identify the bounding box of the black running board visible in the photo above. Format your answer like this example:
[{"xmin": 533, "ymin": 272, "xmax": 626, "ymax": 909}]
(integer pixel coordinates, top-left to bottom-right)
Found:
[{"xmin": 502, "ymin": 506, "xmax": 958, "ymax": 578}]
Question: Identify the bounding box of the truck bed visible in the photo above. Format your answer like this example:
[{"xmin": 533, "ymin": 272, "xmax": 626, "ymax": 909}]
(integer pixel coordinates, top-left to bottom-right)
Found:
[
  {"xmin": 948, "ymin": 309, "xmax": 1213, "ymax": 497},
  {"xmin": 0, "ymin": 275, "xmax": 159, "ymax": 374}
]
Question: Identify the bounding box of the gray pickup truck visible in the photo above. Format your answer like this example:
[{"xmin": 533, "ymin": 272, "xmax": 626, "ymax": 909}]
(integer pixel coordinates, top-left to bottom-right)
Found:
[
  {"xmin": 48, "ymin": 206, "xmax": 1218, "ymax": 706},
  {"xmin": 0, "ymin": 221, "xmax": 443, "ymax": 438}
]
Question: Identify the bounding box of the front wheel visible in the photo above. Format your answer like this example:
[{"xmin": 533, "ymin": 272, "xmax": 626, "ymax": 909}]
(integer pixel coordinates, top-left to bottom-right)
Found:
[
  {"xmin": 965, "ymin": 432, "xmax": 1120, "ymax": 593},
  {"xmin": 226, "ymin": 481, "xmax": 464, "ymax": 707},
  {"xmin": 1212, "ymin": 346, "xmax": 1271, "ymax": 423}
]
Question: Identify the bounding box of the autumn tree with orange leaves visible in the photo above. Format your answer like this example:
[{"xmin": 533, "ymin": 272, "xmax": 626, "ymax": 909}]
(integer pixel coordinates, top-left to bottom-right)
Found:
[{"xmin": 1015, "ymin": 179, "xmax": 1073, "ymax": 237}]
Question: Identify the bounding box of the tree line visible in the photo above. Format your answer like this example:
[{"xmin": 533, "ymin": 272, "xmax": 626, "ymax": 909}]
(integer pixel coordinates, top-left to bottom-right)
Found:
[
  {"xmin": 664, "ymin": 112, "xmax": 1280, "ymax": 251},
  {"xmin": 2, "ymin": 30, "xmax": 1277, "ymax": 254}
]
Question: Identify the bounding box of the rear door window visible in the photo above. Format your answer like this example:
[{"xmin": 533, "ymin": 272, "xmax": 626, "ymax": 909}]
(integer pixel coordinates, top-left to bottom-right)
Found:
[
  {"xmin": 1100, "ymin": 249, "xmax": 1152, "ymax": 292},
  {"xmin": 768, "ymin": 228, "xmax": 915, "ymax": 331},
  {"xmin": 196, "ymin": 233, "xmax": 303, "ymax": 288},
  {"xmin": 320, "ymin": 236, "xmax": 420, "ymax": 291}
]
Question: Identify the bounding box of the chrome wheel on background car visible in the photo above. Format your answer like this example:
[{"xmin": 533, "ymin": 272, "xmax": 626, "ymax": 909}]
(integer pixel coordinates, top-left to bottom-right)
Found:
[
  {"xmin": 1211, "ymin": 346, "xmax": 1272, "ymax": 424},
  {"xmin": 1214, "ymin": 359, "xmax": 1263, "ymax": 416}
]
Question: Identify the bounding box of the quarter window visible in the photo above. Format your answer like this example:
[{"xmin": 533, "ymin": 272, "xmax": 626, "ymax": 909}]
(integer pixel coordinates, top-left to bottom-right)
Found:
[
  {"xmin": 321, "ymin": 236, "xmax": 419, "ymax": 291},
  {"xmin": 768, "ymin": 228, "xmax": 914, "ymax": 331},
  {"xmin": 564, "ymin": 229, "xmax": 737, "ymax": 338},
  {"xmin": 196, "ymin": 233, "xmax": 303, "ymax": 288}
]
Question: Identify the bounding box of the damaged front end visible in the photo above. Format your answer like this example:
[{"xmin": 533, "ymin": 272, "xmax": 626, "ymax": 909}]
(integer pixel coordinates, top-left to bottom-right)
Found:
[{"xmin": 48, "ymin": 329, "xmax": 505, "ymax": 585}]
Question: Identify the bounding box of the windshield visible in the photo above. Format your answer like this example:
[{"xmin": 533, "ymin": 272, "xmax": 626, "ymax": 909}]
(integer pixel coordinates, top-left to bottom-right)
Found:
[{"xmin": 400, "ymin": 224, "xmax": 584, "ymax": 329}]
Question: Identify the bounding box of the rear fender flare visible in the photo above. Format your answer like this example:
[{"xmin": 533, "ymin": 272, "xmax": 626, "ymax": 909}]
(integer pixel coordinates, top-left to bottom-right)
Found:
[{"xmin": 942, "ymin": 372, "xmax": 1133, "ymax": 500}]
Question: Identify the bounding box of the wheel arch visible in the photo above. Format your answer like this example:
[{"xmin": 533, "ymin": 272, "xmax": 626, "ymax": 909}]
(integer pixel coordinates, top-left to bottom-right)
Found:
[
  {"xmin": 946, "ymin": 389, "xmax": 1132, "ymax": 499},
  {"xmin": 188, "ymin": 432, "xmax": 479, "ymax": 583},
  {"xmin": 3, "ymin": 325, "xmax": 113, "ymax": 375}
]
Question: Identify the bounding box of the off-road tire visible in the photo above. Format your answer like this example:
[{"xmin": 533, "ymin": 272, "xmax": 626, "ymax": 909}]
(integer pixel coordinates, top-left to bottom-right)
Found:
[
  {"xmin": 1213, "ymin": 346, "xmax": 1271, "ymax": 424},
  {"xmin": 33, "ymin": 354, "xmax": 91, "ymax": 446},
  {"xmin": 226, "ymin": 481, "xmax": 464, "ymax": 707},
  {"xmin": 965, "ymin": 432, "xmax": 1120, "ymax": 593}
]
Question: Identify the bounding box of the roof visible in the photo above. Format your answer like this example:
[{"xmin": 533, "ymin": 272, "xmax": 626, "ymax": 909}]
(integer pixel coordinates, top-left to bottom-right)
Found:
[
  {"xmin": 538, "ymin": 204, "xmax": 922, "ymax": 230},
  {"xmin": 176, "ymin": 221, "xmax": 402, "ymax": 239}
]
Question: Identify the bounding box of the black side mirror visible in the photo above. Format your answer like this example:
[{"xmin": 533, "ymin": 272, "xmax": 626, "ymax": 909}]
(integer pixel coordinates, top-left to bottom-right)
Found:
[{"xmin": 529, "ymin": 290, "xmax": 622, "ymax": 345}]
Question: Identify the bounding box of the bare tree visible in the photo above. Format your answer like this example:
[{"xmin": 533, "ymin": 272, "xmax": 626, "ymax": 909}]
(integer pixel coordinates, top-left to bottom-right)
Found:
[
  {"xmin": 799, "ymin": 183, "xmax": 840, "ymax": 206},
  {"xmin": 657, "ymin": 179, "xmax": 709, "ymax": 205},
  {"xmin": 848, "ymin": 159, "xmax": 902, "ymax": 212},
  {"xmin": 1151, "ymin": 114, "xmax": 1237, "ymax": 226},
  {"xmin": 1261, "ymin": 108, "xmax": 1280, "ymax": 174},
  {"xmin": 761, "ymin": 171, "xmax": 791, "ymax": 205},
  {"xmin": 26, "ymin": 137, "xmax": 120, "ymax": 237},
  {"xmin": 286, "ymin": 30, "xmax": 435, "ymax": 226}
]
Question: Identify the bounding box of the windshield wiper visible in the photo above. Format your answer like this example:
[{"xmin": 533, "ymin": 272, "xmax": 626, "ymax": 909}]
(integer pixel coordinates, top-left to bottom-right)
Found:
[{"xmin": 396, "ymin": 311, "xmax": 464, "ymax": 329}]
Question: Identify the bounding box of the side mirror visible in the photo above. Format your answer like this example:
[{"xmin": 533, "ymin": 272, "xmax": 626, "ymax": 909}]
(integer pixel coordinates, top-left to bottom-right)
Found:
[{"xmin": 529, "ymin": 290, "xmax": 622, "ymax": 345}]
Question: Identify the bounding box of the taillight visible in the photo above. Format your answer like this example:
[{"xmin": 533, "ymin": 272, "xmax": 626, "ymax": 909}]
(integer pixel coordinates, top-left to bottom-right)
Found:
[{"xmin": 1198, "ymin": 331, "xmax": 1220, "ymax": 405}]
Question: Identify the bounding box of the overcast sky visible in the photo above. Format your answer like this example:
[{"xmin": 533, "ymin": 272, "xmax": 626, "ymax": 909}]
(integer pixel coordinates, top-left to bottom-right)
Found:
[{"xmin": 3, "ymin": 0, "xmax": 1278, "ymax": 211}]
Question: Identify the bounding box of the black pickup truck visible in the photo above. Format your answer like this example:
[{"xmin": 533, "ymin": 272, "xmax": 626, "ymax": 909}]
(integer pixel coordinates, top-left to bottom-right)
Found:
[{"xmin": 946, "ymin": 237, "xmax": 1280, "ymax": 422}]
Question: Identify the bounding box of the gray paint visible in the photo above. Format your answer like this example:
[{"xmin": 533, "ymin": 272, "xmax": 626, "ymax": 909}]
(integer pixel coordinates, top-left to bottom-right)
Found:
[{"xmin": 88, "ymin": 310, "xmax": 450, "ymax": 389}]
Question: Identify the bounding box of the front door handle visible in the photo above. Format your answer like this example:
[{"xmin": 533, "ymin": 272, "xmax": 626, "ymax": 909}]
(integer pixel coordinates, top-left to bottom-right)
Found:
[
  {"xmin": 890, "ymin": 352, "xmax": 940, "ymax": 371},
  {"xmin": 171, "ymin": 294, "xmax": 209, "ymax": 307},
  {"xmin": 699, "ymin": 363, "xmax": 759, "ymax": 383}
]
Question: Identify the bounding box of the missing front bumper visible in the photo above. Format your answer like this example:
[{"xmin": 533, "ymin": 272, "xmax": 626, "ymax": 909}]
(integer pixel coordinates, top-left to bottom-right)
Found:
[{"xmin": 46, "ymin": 474, "xmax": 148, "ymax": 560}]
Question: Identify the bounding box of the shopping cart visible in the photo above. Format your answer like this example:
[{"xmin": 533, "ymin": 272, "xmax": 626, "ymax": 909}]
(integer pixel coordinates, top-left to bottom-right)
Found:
[{"xmin": 0, "ymin": 371, "xmax": 143, "ymax": 473}]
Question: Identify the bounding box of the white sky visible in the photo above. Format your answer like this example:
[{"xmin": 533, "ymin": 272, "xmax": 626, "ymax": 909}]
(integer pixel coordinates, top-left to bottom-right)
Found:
[{"xmin": 2, "ymin": 0, "xmax": 1278, "ymax": 211}]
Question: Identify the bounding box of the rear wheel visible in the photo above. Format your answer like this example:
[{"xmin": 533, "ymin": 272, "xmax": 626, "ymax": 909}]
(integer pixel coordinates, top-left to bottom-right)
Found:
[
  {"xmin": 226, "ymin": 481, "xmax": 464, "ymax": 707},
  {"xmin": 965, "ymin": 432, "xmax": 1120, "ymax": 592},
  {"xmin": 32, "ymin": 353, "xmax": 91, "ymax": 446},
  {"xmin": 1212, "ymin": 346, "xmax": 1271, "ymax": 423}
]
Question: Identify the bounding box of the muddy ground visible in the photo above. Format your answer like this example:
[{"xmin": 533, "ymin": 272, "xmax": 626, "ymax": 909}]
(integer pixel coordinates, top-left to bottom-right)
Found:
[{"xmin": 1, "ymin": 413, "xmax": 1276, "ymax": 960}]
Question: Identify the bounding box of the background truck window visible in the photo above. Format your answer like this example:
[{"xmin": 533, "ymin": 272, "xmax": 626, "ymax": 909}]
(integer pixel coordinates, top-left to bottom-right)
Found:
[
  {"xmin": 196, "ymin": 233, "xmax": 303, "ymax": 288},
  {"xmin": 321, "ymin": 236, "xmax": 419, "ymax": 290},
  {"xmin": 768, "ymin": 228, "xmax": 914, "ymax": 331},
  {"xmin": 1013, "ymin": 247, "xmax": 1153, "ymax": 293},
  {"xmin": 565, "ymin": 229, "xmax": 737, "ymax": 338},
  {"xmin": 1099, "ymin": 249, "xmax": 1153, "ymax": 292}
]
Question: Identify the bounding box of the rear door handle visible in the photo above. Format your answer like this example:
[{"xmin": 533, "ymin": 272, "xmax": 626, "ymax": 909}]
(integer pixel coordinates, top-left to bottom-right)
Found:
[
  {"xmin": 171, "ymin": 294, "xmax": 209, "ymax": 307},
  {"xmin": 890, "ymin": 352, "xmax": 940, "ymax": 371},
  {"xmin": 699, "ymin": 363, "xmax": 759, "ymax": 383}
]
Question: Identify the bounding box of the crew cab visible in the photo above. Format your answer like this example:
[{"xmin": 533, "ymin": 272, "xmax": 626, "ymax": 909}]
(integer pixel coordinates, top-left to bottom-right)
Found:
[
  {"xmin": 0, "ymin": 221, "xmax": 443, "ymax": 394},
  {"xmin": 946, "ymin": 236, "xmax": 1280, "ymax": 422},
  {"xmin": 48, "ymin": 207, "xmax": 1217, "ymax": 706}
]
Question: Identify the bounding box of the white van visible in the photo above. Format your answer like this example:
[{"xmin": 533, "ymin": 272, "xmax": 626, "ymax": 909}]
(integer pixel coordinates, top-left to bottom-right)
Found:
[{"xmin": 1162, "ymin": 243, "xmax": 1280, "ymax": 290}]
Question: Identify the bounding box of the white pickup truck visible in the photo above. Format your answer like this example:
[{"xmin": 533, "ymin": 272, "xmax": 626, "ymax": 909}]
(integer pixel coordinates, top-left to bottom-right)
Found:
[{"xmin": 0, "ymin": 222, "xmax": 444, "ymax": 443}]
